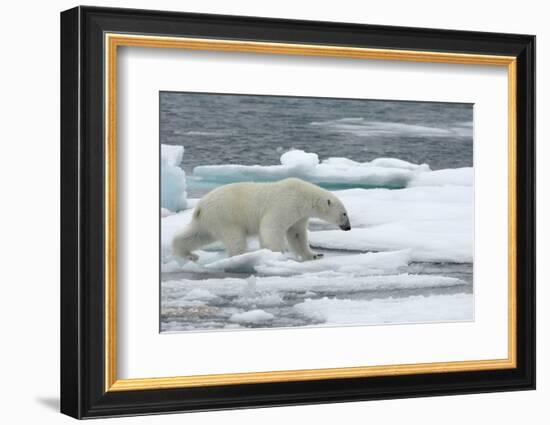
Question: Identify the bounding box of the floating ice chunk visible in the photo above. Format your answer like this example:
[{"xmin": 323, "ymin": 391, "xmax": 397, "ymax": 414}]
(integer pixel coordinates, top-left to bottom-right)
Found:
[
  {"xmin": 192, "ymin": 150, "xmax": 319, "ymax": 183},
  {"xmin": 313, "ymin": 157, "xmax": 429, "ymax": 187},
  {"xmin": 223, "ymin": 323, "xmax": 245, "ymax": 330},
  {"xmin": 370, "ymin": 157, "xmax": 430, "ymax": 170},
  {"xmin": 183, "ymin": 288, "xmax": 217, "ymax": 301},
  {"xmin": 280, "ymin": 149, "xmax": 319, "ymax": 171},
  {"xmin": 161, "ymin": 298, "xmax": 206, "ymax": 310},
  {"xmin": 161, "ymin": 274, "xmax": 469, "ymax": 331},
  {"xmin": 161, "ymin": 208, "xmax": 174, "ymax": 217},
  {"xmin": 162, "ymin": 273, "xmax": 465, "ymax": 300},
  {"xmin": 252, "ymin": 272, "xmax": 464, "ymax": 292},
  {"xmin": 244, "ymin": 275, "xmax": 257, "ymax": 294},
  {"xmin": 255, "ymin": 250, "xmax": 411, "ymax": 276},
  {"xmin": 161, "ymin": 144, "xmax": 184, "ymax": 167},
  {"xmin": 160, "ymin": 209, "xmax": 195, "ymax": 260},
  {"xmin": 308, "ymin": 185, "xmax": 473, "ymax": 263},
  {"xmin": 229, "ymin": 309, "xmax": 274, "ymax": 324},
  {"xmin": 295, "ymin": 293, "xmax": 473, "ymax": 325},
  {"xmin": 205, "ymin": 249, "xmax": 287, "ymax": 273},
  {"xmin": 164, "ymin": 249, "xmax": 411, "ymax": 276},
  {"xmin": 408, "ymin": 167, "xmax": 473, "ymax": 187},
  {"xmin": 179, "ymin": 130, "xmax": 235, "ymax": 137},
  {"xmin": 310, "ymin": 221, "xmax": 472, "ymax": 264},
  {"xmin": 161, "ymin": 144, "xmax": 187, "ymax": 211},
  {"xmin": 310, "ymin": 118, "xmax": 472, "ymax": 139},
  {"xmin": 331, "ymin": 186, "xmax": 472, "ymax": 228},
  {"xmin": 233, "ymin": 293, "xmax": 284, "ymax": 308},
  {"xmin": 161, "ymin": 260, "xmax": 184, "ymax": 273},
  {"xmin": 193, "ymin": 149, "xmax": 431, "ymax": 188}
]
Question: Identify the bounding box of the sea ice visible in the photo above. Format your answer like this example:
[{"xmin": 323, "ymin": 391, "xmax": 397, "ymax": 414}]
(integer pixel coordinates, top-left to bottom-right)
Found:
[
  {"xmin": 164, "ymin": 249, "xmax": 412, "ymax": 276},
  {"xmin": 310, "ymin": 220, "xmax": 472, "ymax": 263},
  {"xmin": 161, "ymin": 275, "xmax": 470, "ymax": 330},
  {"xmin": 160, "ymin": 208, "xmax": 195, "ymax": 261},
  {"xmin": 309, "ymin": 118, "xmax": 472, "ymax": 139},
  {"xmin": 204, "ymin": 249, "xmax": 287, "ymax": 273},
  {"xmin": 254, "ymin": 250, "xmax": 411, "ymax": 276},
  {"xmin": 408, "ymin": 167, "xmax": 473, "ymax": 187},
  {"xmin": 161, "ymin": 148, "xmax": 473, "ymax": 306},
  {"xmin": 295, "ymin": 293, "xmax": 473, "ymax": 325},
  {"xmin": 162, "ymin": 273, "xmax": 465, "ymax": 300},
  {"xmin": 183, "ymin": 288, "xmax": 218, "ymax": 301},
  {"xmin": 309, "ymin": 185, "xmax": 473, "ymax": 263},
  {"xmin": 161, "ymin": 208, "xmax": 174, "ymax": 218},
  {"xmin": 193, "ymin": 149, "xmax": 432, "ymax": 188},
  {"xmin": 161, "ymin": 185, "xmax": 472, "ymax": 268},
  {"xmin": 229, "ymin": 309, "xmax": 275, "ymax": 324},
  {"xmin": 330, "ymin": 186, "xmax": 472, "ymax": 228},
  {"xmin": 161, "ymin": 144, "xmax": 187, "ymax": 212}
]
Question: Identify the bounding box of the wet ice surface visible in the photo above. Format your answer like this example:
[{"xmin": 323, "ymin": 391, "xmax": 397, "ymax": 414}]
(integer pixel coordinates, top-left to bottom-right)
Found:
[{"xmin": 161, "ymin": 256, "xmax": 473, "ymax": 332}]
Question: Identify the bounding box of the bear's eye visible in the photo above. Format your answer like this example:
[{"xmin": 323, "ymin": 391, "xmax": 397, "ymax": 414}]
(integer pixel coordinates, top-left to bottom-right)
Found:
[{"xmin": 327, "ymin": 199, "xmax": 331, "ymax": 206}]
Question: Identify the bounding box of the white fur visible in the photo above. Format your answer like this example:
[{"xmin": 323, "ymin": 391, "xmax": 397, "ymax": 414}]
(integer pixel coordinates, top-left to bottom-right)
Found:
[{"xmin": 172, "ymin": 178, "xmax": 350, "ymax": 261}]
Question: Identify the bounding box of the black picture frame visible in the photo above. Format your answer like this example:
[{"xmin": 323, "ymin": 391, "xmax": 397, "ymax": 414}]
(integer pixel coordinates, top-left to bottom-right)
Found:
[{"xmin": 60, "ymin": 5, "xmax": 535, "ymax": 419}]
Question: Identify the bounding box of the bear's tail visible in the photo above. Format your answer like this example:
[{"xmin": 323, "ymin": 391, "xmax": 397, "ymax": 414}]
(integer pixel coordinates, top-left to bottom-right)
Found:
[{"xmin": 192, "ymin": 207, "xmax": 201, "ymax": 220}]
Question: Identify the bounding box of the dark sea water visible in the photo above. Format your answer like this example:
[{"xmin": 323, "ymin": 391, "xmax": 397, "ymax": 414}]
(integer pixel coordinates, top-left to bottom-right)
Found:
[{"xmin": 160, "ymin": 92, "xmax": 473, "ymax": 175}]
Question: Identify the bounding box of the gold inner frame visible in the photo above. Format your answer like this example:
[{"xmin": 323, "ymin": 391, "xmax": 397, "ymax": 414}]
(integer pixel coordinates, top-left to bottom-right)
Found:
[{"xmin": 104, "ymin": 33, "xmax": 517, "ymax": 392}]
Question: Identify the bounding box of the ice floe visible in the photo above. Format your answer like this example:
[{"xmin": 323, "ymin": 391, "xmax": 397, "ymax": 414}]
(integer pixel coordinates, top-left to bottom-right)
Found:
[
  {"xmin": 204, "ymin": 250, "xmax": 287, "ymax": 274},
  {"xmin": 310, "ymin": 221, "xmax": 471, "ymax": 263},
  {"xmin": 163, "ymin": 248, "xmax": 411, "ymax": 276},
  {"xmin": 307, "ymin": 184, "xmax": 473, "ymax": 263},
  {"xmin": 408, "ymin": 167, "xmax": 473, "ymax": 187},
  {"xmin": 331, "ymin": 186, "xmax": 472, "ymax": 228},
  {"xmin": 310, "ymin": 118, "xmax": 472, "ymax": 139},
  {"xmin": 160, "ymin": 147, "xmax": 474, "ymax": 331},
  {"xmin": 254, "ymin": 250, "xmax": 411, "ymax": 276},
  {"xmin": 161, "ymin": 274, "xmax": 470, "ymax": 330},
  {"xmin": 229, "ymin": 309, "xmax": 275, "ymax": 324},
  {"xmin": 295, "ymin": 293, "xmax": 473, "ymax": 325},
  {"xmin": 161, "ymin": 144, "xmax": 188, "ymax": 212},
  {"xmin": 193, "ymin": 149, "xmax": 432, "ymax": 189},
  {"xmin": 162, "ymin": 273, "xmax": 465, "ymax": 297}
]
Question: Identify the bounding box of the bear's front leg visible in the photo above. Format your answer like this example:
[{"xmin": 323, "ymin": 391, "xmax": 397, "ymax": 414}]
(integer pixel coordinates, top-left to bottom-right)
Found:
[{"xmin": 286, "ymin": 218, "xmax": 323, "ymax": 261}]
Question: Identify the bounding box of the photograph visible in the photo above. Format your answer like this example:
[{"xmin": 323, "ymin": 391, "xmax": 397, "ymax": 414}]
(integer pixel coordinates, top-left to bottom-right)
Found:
[{"xmin": 159, "ymin": 92, "xmax": 474, "ymax": 332}]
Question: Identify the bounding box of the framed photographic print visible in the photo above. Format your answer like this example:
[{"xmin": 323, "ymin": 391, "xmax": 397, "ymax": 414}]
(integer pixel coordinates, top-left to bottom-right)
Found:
[{"xmin": 60, "ymin": 6, "xmax": 535, "ymax": 419}]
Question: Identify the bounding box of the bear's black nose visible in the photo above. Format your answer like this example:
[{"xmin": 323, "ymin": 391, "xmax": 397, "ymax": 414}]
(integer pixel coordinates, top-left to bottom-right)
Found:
[{"xmin": 340, "ymin": 224, "xmax": 351, "ymax": 231}]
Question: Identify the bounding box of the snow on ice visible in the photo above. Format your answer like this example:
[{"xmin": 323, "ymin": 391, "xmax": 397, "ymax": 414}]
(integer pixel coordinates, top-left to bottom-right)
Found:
[
  {"xmin": 160, "ymin": 148, "xmax": 474, "ymax": 331},
  {"xmin": 193, "ymin": 149, "xmax": 431, "ymax": 188},
  {"xmin": 229, "ymin": 309, "xmax": 275, "ymax": 324},
  {"xmin": 295, "ymin": 293, "xmax": 473, "ymax": 325}
]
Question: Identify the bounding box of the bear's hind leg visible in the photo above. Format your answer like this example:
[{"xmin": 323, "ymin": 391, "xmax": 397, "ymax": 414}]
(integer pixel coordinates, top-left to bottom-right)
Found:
[
  {"xmin": 286, "ymin": 218, "xmax": 322, "ymax": 261},
  {"xmin": 172, "ymin": 223, "xmax": 215, "ymax": 261},
  {"xmin": 219, "ymin": 227, "xmax": 248, "ymax": 257}
]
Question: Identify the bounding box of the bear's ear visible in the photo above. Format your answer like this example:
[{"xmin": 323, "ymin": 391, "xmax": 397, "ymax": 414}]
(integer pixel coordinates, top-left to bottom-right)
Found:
[{"xmin": 327, "ymin": 199, "xmax": 331, "ymax": 206}]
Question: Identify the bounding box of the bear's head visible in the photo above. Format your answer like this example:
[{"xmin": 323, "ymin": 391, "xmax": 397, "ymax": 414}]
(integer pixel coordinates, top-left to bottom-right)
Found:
[{"xmin": 315, "ymin": 194, "xmax": 351, "ymax": 231}]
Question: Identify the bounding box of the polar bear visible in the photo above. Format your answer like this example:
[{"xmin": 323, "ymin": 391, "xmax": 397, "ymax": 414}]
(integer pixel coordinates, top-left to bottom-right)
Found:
[{"xmin": 172, "ymin": 177, "xmax": 351, "ymax": 262}]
